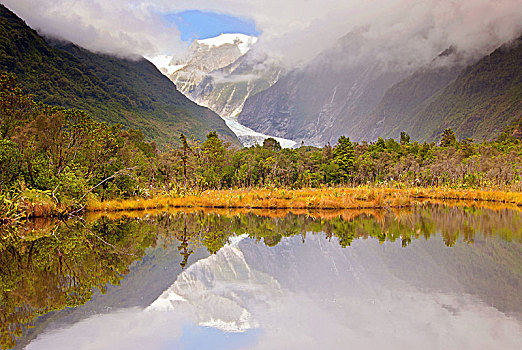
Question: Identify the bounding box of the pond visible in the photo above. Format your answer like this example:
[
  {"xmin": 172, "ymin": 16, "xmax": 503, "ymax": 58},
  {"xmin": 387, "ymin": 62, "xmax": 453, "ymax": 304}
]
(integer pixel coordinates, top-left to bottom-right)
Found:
[{"xmin": 2, "ymin": 204, "xmax": 522, "ymax": 349}]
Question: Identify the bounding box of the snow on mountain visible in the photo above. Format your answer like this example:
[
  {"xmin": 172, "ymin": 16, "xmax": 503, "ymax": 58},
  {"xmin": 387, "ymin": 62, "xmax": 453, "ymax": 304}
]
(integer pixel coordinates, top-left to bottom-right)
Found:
[
  {"xmin": 148, "ymin": 34, "xmax": 257, "ymax": 80},
  {"xmin": 169, "ymin": 34, "xmax": 256, "ymax": 95},
  {"xmin": 146, "ymin": 55, "xmax": 185, "ymax": 76},
  {"xmin": 197, "ymin": 33, "xmax": 258, "ymax": 55}
]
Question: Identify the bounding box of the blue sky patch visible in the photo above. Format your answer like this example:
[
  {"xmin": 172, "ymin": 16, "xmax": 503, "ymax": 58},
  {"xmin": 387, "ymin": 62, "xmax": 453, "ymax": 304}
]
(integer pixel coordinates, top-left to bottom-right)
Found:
[{"xmin": 170, "ymin": 323, "xmax": 261, "ymax": 350}]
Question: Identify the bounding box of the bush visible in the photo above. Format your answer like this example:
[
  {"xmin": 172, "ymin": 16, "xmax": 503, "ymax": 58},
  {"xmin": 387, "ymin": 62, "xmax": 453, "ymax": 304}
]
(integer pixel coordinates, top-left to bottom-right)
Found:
[{"xmin": 0, "ymin": 139, "xmax": 21, "ymax": 190}]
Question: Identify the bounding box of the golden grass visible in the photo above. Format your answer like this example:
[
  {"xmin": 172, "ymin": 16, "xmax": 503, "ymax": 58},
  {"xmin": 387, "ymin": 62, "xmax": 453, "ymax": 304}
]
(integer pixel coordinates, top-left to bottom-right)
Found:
[
  {"xmin": 86, "ymin": 186, "xmax": 522, "ymax": 213},
  {"xmin": 15, "ymin": 190, "xmax": 61, "ymax": 218}
]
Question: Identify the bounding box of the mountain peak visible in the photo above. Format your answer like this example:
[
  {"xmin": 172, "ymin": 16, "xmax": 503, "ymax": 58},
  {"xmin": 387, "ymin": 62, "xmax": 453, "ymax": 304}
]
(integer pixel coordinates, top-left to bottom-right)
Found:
[
  {"xmin": 196, "ymin": 33, "xmax": 258, "ymax": 55},
  {"xmin": 147, "ymin": 33, "xmax": 258, "ymax": 79}
]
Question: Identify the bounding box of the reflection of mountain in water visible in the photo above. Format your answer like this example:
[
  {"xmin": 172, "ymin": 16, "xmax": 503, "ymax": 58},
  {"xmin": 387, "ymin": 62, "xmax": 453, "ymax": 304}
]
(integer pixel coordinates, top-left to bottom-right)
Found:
[
  {"xmin": 149, "ymin": 232, "xmax": 522, "ymax": 346},
  {"xmin": 148, "ymin": 235, "xmax": 281, "ymax": 332},
  {"xmin": 22, "ymin": 229, "xmax": 522, "ymax": 349},
  {"xmin": 9, "ymin": 207, "xmax": 522, "ymax": 349}
]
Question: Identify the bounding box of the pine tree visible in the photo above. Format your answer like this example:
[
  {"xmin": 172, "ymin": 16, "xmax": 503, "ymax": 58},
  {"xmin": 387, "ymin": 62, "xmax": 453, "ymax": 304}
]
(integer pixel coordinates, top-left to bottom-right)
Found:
[
  {"xmin": 333, "ymin": 136, "xmax": 355, "ymax": 183},
  {"xmin": 400, "ymin": 131, "xmax": 411, "ymax": 144},
  {"xmin": 440, "ymin": 128, "xmax": 457, "ymax": 147}
]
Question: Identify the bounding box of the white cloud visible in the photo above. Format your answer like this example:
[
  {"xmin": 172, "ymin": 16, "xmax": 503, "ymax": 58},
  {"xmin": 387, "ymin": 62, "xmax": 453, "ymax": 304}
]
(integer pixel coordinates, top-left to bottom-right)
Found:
[
  {"xmin": 2, "ymin": 0, "xmax": 187, "ymax": 58},
  {"xmin": 26, "ymin": 308, "xmax": 189, "ymax": 350},
  {"xmin": 3, "ymin": 1, "xmax": 522, "ymax": 67},
  {"xmin": 209, "ymin": 71, "xmax": 261, "ymax": 84}
]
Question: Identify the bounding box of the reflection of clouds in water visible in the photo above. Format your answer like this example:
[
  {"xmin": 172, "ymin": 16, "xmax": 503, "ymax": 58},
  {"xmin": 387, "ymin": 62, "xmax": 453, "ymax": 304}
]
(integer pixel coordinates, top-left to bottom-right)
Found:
[
  {"xmin": 244, "ymin": 236, "xmax": 522, "ymax": 349},
  {"xmin": 27, "ymin": 235, "xmax": 522, "ymax": 350},
  {"xmin": 251, "ymin": 291, "xmax": 522, "ymax": 350},
  {"xmin": 26, "ymin": 291, "xmax": 522, "ymax": 350},
  {"xmin": 26, "ymin": 308, "xmax": 189, "ymax": 350},
  {"xmin": 27, "ymin": 308, "xmax": 260, "ymax": 350}
]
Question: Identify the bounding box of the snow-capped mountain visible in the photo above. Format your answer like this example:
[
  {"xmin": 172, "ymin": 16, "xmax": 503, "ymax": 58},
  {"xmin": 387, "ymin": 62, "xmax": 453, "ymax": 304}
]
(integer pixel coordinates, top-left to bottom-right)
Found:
[
  {"xmin": 197, "ymin": 34, "xmax": 258, "ymax": 55},
  {"xmin": 148, "ymin": 35, "xmax": 250, "ymax": 94},
  {"xmin": 149, "ymin": 33, "xmax": 294, "ymax": 147},
  {"xmin": 150, "ymin": 34, "xmax": 258, "ymax": 95},
  {"xmin": 191, "ymin": 51, "xmax": 282, "ymax": 116}
]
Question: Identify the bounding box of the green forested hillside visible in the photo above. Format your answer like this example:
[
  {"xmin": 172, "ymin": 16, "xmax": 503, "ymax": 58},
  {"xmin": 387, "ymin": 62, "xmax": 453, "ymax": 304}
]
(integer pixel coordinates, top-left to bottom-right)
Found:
[
  {"xmin": 412, "ymin": 38, "xmax": 522, "ymax": 141},
  {"xmin": 363, "ymin": 39, "xmax": 522, "ymax": 142},
  {"xmin": 352, "ymin": 64, "xmax": 462, "ymax": 141},
  {"xmin": 0, "ymin": 4, "xmax": 238, "ymax": 146}
]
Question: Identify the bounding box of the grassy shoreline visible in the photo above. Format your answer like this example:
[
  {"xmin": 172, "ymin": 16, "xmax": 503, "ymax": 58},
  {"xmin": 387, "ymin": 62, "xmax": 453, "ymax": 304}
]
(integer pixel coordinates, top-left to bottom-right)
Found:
[
  {"xmin": 86, "ymin": 187, "xmax": 522, "ymax": 213},
  {"xmin": 3, "ymin": 187, "xmax": 521, "ymax": 224}
]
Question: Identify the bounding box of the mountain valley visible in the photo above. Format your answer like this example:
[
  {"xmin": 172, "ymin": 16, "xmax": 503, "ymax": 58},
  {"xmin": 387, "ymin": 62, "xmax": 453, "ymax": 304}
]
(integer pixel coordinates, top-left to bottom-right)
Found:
[{"xmin": 0, "ymin": 5, "xmax": 239, "ymax": 146}]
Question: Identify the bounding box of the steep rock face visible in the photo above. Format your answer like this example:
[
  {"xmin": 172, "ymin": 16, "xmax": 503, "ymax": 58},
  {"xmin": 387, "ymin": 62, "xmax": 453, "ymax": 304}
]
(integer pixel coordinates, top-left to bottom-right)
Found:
[
  {"xmin": 192, "ymin": 53, "xmax": 282, "ymax": 119},
  {"xmin": 153, "ymin": 33, "xmax": 294, "ymax": 147},
  {"xmin": 0, "ymin": 4, "xmax": 239, "ymax": 146},
  {"xmin": 353, "ymin": 63, "xmax": 463, "ymax": 141},
  {"xmin": 189, "ymin": 51, "xmax": 290, "ymax": 147},
  {"xmin": 237, "ymin": 33, "xmax": 409, "ymax": 146},
  {"xmin": 171, "ymin": 45, "xmax": 239, "ymax": 94},
  {"xmin": 238, "ymin": 32, "xmax": 522, "ymax": 144},
  {"xmin": 168, "ymin": 34, "xmax": 258, "ymax": 95}
]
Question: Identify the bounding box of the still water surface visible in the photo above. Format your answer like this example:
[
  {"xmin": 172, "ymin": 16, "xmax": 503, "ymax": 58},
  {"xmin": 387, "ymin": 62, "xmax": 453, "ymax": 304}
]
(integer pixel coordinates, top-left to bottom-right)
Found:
[{"xmin": 3, "ymin": 205, "xmax": 522, "ymax": 349}]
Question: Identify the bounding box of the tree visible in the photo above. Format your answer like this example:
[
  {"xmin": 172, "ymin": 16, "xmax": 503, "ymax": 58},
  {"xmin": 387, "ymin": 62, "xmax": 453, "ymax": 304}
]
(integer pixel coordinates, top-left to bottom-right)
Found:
[
  {"xmin": 333, "ymin": 136, "xmax": 355, "ymax": 182},
  {"xmin": 0, "ymin": 139, "xmax": 21, "ymax": 191},
  {"xmin": 322, "ymin": 142, "xmax": 333, "ymax": 160},
  {"xmin": 400, "ymin": 132, "xmax": 411, "ymax": 145},
  {"xmin": 200, "ymin": 131, "xmax": 228, "ymax": 188},
  {"xmin": 262, "ymin": 137, "xmax": 282, "ymax": 151},
  {"xmin": 179, "ymin": 133, "xmax": 191, "ymax": 192},
  {"xmin": 374, "ymin": 137, "xmax": 386, "ymax": 151},
  {"xmin": 440, "ymin": 128, "xmax": 457, "ymax": 147},
  {"xmin": 0, "ymin": 73, "xmax": 35, "ymax": 139}
]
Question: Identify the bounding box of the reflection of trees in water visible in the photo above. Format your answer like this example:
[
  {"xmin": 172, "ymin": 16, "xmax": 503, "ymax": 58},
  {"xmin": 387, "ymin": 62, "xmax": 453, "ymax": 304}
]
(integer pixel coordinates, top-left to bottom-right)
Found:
[
  {"xmin": 1, "ymin": 205, "xmax": 520, "ymax": 348},
  {"xmin": 177, "ymin": 214, "xmax": 194, "ymax": 269},
  {"xmin": 0, "ymin": 218, "xmax": 156, "ymax": 349},
  {"xmin": 188, "ymin": 205, "xmax": 521, "ymax": 249}
]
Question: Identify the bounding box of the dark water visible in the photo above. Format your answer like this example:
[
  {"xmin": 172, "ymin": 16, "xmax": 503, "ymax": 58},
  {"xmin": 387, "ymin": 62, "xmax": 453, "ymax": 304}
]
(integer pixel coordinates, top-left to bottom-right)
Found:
[{"xmin": 2, "ymin": 205, "xmax": 522, "ymax": 349}]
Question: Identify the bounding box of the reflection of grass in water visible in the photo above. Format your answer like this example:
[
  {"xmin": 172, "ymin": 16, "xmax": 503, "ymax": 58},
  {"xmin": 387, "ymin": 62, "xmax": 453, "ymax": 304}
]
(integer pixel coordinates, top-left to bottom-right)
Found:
[
  {"xmin": 2, "ymin": 205, "xmax": 521, "ymax": 348},
  {"xmin": 84, "ymin": 207, "xmax": 386, "ymax": 222},
  {"xmin": 84, "ymin": 204, "xmax": 522, "ymax": 246},
  {"xmin": 85, "ymin": 187, "xmax": 522, "ymax": 213}
]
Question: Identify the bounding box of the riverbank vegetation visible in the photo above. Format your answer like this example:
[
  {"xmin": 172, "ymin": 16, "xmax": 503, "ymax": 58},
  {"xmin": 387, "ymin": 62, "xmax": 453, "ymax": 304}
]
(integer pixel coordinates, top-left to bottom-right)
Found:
[
  {"xmin": 1, "ymin": 72, "xmax": 522, "ymax": 222},
  {"xmin": 85, "ymin": 187, "xmax": 522, "ymax": 212}
]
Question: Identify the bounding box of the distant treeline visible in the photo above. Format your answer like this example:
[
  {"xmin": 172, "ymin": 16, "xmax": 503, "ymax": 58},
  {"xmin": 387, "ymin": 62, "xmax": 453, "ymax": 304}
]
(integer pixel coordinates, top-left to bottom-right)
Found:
[{"xmin": 1, "ymin": 72, "xmax": 521, "ymax": 215}]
